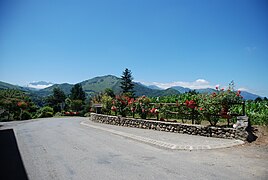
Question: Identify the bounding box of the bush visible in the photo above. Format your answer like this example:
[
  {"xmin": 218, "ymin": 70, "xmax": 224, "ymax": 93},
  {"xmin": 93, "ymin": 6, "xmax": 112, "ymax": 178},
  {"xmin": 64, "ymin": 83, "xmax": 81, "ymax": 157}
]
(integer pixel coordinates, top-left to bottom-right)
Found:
[
  {"xmin": 21, "ymin": 111, "xmax": 32, "ymax": 120},
  {"xmin": 54, "ymin": 112, "xmax": 62, "ymax": 117},
  {"xmin": 36, "ymin": 106, "xmax": 54, "ymax": 118}
]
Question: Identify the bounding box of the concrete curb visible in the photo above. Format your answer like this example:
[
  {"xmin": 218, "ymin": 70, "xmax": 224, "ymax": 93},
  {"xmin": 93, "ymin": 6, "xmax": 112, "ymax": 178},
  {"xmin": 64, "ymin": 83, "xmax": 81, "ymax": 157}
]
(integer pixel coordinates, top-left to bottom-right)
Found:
[{"xmin": 81, "ymin": 121, "xmax": 244, "ymax": 151}]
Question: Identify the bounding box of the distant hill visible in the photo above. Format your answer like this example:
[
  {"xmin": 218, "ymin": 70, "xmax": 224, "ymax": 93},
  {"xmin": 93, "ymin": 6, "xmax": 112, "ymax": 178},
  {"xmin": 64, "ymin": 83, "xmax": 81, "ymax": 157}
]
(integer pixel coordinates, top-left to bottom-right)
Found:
[
  {"xmin": 0, "ymin": 76, "xmax": 263, "ymax": 100},
  {"xmin": 195, "ymin": 88, "xmax": 217, "ymax": 94},
  {"xmin": 81, "ymin": 75, "xmax": 120, "ymax": 95},
  {"xmin": 29, "ymin": 75, "xmax": 180, "ymax": 97},
  {"xmin": 0, "ymin": 81, "xmax": 27, "ymax": 91},
  {"xmin": 35, "ymin": 83, "xmax": 74, "ymax": 97},
  {"xmin": 147, "ymin": 85, "xmax": 163, "ymax": 90},
  {"xmin": 240, "ymin": 91, "xmax": 261, "ymax": 100},
  {"xmin": 171, "ymin": 86, "xmax": 191, "ymax": 93}
]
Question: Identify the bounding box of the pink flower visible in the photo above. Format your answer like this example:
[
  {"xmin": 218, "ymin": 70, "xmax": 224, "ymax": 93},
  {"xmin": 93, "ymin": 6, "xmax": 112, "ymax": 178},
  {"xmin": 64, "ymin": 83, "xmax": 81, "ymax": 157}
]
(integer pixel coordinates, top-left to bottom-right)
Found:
[{"xmin": 111, "ymin": 106, "xmax": 117, "ymax": 112}]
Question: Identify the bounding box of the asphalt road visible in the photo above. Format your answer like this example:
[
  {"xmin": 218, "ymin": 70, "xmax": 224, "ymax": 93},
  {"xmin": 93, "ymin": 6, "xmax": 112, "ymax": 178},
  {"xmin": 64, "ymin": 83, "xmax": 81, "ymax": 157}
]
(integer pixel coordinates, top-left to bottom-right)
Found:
[{"xmin": 1, "ymin": 117, "xmax": 267, "ymax": 180}]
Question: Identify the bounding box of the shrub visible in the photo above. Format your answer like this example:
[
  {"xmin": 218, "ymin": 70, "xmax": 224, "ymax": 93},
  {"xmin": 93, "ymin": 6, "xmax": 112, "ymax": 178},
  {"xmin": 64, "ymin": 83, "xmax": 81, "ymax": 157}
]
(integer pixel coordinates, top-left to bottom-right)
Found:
[
  {"xmin": 21, "ymin": 111, "xmax": 32, "ymax": 120},
  {"xmin": 54, "ymin": 112, "xmax": 62, "ymax": 117},
  {"xmin": 36, "ymin": 106, "xmax": 54, "ymax": 118}
]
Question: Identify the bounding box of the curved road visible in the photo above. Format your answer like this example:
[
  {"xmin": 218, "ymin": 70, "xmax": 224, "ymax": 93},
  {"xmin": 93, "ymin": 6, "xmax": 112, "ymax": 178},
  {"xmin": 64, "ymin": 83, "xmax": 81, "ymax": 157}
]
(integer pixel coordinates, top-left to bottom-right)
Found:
[{"xmin": 1, "ymin": 117, "xmax": 267, "ymax": 180}]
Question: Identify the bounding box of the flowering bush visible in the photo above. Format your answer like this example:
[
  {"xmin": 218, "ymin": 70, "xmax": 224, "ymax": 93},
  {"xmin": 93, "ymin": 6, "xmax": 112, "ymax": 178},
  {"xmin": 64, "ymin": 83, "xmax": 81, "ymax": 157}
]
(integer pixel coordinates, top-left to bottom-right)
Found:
[
  {"xmin": 111, "ymin": 95, "xmax": 131, "ymax": 117},
  {"xmin": 17, "ymin": 101, "xmax": 28, "ymax": 109},
  {"xmin": 134, "ymin": 95, "xmax": 151, "ymax": 119},
  {"xmin": 198, "ymin": 86, "xmax": 243, "ymax": 125}
]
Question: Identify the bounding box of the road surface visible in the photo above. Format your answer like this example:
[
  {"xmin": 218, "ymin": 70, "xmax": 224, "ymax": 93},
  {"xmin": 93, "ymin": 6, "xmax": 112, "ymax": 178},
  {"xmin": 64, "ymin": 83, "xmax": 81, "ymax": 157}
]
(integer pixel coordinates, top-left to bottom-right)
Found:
[{"xmin": 1, "ymin": 117, "xmax": 267, "ymax": 180}]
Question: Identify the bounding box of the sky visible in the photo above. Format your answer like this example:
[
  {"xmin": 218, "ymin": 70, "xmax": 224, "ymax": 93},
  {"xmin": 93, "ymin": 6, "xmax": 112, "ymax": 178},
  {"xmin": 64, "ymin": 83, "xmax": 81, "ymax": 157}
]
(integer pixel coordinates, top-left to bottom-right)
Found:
[{"xmin": 0, "ymin": 0, "xmax": 268, "ymax": 96}]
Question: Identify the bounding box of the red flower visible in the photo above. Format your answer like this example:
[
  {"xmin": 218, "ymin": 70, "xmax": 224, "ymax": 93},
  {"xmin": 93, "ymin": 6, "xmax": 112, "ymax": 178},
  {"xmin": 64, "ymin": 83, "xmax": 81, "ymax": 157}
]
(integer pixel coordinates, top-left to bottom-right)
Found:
[
  {"xmin": 221, "ymin": 88, "xmax": 224, "ymax": 91},
  {"xmin": 199, "ymin": 107, "xmax": 203, "ymax": 111},
  {"xmin": 128, "ymin": 98, "xmax": 134, "ymax": 105},
  {"xmin": 215, "ymin": 86, "xmax": 219, "ymax": 90},
  {"xmin": 111, "ymin": 106, "xmax": 117, "ymax": 112},
  {"xmin": 185, "ymin": 100, "xmax": 196, "ymax": 109}
]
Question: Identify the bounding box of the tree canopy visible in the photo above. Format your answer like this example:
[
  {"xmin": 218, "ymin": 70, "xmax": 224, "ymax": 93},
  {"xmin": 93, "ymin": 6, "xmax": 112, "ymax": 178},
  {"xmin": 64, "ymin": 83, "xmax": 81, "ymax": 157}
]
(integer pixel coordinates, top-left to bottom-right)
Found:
[
  {"xmin": 70, "ymin": 84, "xmax": 86, "ymax": 101},
  {"xmin": 120, "ymin": 68, "xmax": 135, "ymax": 97}
]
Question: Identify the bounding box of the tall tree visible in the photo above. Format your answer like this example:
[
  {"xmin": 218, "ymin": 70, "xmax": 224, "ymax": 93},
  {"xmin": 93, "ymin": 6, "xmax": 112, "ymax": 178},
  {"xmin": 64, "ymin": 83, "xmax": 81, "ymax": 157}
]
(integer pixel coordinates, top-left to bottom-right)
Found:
[
  {"xmin": 70, "ymin": 84, "xmax": 86, "ymax": 101},
  {"xmin": 120, "ymin": 68, "xmax": 135, "ymax": 97},
  {"xmin": 46, "ymin": 87, "xmax": 66, "ymax": 112}
]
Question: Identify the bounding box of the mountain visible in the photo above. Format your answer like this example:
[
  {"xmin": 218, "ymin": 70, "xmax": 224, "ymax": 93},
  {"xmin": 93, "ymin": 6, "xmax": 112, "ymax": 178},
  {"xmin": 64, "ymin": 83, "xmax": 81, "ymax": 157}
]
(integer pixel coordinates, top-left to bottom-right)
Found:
[
  {"xmin": 81, "ymin": 75, "xmax": 120, "ymax": 95},
  {"xmin": 147, "ymin": 85, "xmax": 163, "ymax": 90},
  {"xmin": 195, "ymin": 88, "xmax": 217, "ymax": 94},
  {"xmin": 171, "ymin": 86, "xmax": 191, "ymax": 93},
  {"xmin": 0, "ymin": 81, "xmax": 28, "ymax": 91},
  {"xmin": 240, "ymin": 91, "xmax": 261, "ymax": 100},
  {"xmin": 35, "ymin": 83, "xmax": 74, "ymax": 97},
  {"xmin": 0, "ymin": 76, "xmax": 263, "ymax": 100}
]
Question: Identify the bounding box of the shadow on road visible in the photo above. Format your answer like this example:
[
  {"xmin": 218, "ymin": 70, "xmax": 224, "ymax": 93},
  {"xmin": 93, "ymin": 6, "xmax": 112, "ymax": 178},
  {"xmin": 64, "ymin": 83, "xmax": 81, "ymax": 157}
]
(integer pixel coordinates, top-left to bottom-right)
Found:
[{"xmin": 0, "ymin": 129, "xmax": 28, "ymax": 180}]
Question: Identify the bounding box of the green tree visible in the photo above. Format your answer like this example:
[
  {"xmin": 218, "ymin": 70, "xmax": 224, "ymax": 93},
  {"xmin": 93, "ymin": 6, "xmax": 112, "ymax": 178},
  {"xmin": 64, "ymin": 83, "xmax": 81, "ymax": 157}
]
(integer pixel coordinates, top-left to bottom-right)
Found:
[
  {"xmin": 255, "ymin": 97, "xmax": 263, "ymax": 102},
  {"xmin": 71, "ymin": 100, "xmax": 83, "ymax": 112},
  {"xmin": 35, "ymin": 106, "xmax": 54, "ymax": 118},
  {"xmin": 120, "ymin": 68, "xmax": 135, "ymax": 97},
  {"xmin": 46, "ymin": 88, "xmax": 66, "ymax": 113},
  {"xmin": 70, "ymin": 84, "xmax": 86, "ymax": 101},
  {"xmin": 104, "ymin": 88, "xmax": 115, "ymax": 98}
]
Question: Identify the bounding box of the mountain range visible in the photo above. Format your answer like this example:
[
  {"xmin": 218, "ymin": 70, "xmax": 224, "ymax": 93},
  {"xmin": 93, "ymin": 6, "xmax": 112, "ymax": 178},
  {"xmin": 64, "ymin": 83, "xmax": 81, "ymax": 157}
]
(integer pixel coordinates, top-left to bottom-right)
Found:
[{"xmin": 0, "ymin": 75, "xmax": 262, "ymax": 100}]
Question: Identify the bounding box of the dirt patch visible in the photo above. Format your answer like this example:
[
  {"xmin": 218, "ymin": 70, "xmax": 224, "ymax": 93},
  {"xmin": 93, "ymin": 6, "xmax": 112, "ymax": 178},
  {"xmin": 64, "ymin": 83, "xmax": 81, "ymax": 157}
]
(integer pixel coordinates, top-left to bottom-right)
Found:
[{"xmin": 245, "ymin": 126, "xmax": 268, "ymax": 146}]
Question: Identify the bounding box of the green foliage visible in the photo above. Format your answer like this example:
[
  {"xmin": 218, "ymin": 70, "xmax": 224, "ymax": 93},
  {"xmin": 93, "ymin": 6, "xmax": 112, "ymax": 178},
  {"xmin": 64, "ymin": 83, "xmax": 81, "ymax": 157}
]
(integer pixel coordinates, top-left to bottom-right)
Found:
[
  {"xmin": 134, "ymin": 96, "xmax": 151, "ymax": 119},
  {"xmin": 70, "ymin": 83, "xmax": 86, "ymax": 101},
  {"xmin": 246, "ymin": 101, "xmax": 268, "ymax": 125},
  {"xmin": 0, "ymin": 89, "xmax": 36, "ymax": 121},
  {"xmin": 46, "ymin": 87, "xmax": 66, "ymax": 113},
  {"xmin": 21, "ymin": 111, "xmax": 32, "ymax": 120},
  {"xmin": 54, "ymin": 112, "xmax": 63, "ymax": 117},
  {"xmin": 111, "ymin": 95, "xmax": 130, "ymax": 117},
  {"xmin": 104, "ymin": 88, "xmax": 115, "ymax": 98},
  {"xmin": 70, "ymin": 100, "xmax": 83, "ymax": 112},
  {"xmin": 120, "ymin": 68, "xmax": 134, "ymax": 97},
  {"xmin": 101, "ymin": 95, "xmax": 113, "ymax": 115},
  {"xmin": 36, "ymin": 106, "xmax": 54, "ymax": 118},
  {"xmin": 255, "ymin": 97, "xmax": 263, "ymax": 102}
]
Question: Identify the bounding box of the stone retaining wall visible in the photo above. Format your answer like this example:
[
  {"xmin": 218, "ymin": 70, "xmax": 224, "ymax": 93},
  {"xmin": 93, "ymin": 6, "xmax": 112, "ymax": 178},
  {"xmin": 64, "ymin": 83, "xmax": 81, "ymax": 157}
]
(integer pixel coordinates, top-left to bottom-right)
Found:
[{"xmin": 90, "ymin": 113, "xmax": 248, "ymax": 140}]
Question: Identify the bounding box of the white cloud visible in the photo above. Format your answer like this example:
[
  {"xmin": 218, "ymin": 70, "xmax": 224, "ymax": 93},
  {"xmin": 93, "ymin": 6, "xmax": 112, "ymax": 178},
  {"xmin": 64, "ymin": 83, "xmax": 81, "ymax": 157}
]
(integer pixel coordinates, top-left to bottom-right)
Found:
[
  {"xmin": 237, "ymin": 87, "xmax": 249, "ymax": 91},
  {"xmin": 27, "ymin": 84, "xmax": 54, "ymax": 89},
  {"xmin": 138, "ymin": 79, "xmax": 214, "ymax": 90}
]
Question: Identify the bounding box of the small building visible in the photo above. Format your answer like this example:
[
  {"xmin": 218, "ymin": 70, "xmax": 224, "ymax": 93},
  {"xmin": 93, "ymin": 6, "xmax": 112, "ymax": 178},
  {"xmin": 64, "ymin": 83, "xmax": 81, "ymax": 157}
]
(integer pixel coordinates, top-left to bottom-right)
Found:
[{"xmin": 92, "ymin": 104, "xmax": 102, "ymax": 114}]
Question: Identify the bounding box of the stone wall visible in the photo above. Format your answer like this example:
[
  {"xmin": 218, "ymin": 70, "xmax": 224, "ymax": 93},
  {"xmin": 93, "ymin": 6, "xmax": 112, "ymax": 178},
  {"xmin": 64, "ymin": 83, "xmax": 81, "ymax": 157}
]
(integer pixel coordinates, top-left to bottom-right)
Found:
[{"xmin": 90, "ymin": 113, "xmax": 248, "ymax": 140}]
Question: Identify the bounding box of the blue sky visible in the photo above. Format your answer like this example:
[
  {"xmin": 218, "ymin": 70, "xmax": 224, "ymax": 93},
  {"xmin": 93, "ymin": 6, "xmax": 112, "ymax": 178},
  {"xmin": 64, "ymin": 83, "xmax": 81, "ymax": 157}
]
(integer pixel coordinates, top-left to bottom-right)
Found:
[{"xmin": 0, "ymin": 0, "xmax": 268, "ymax": 96}]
